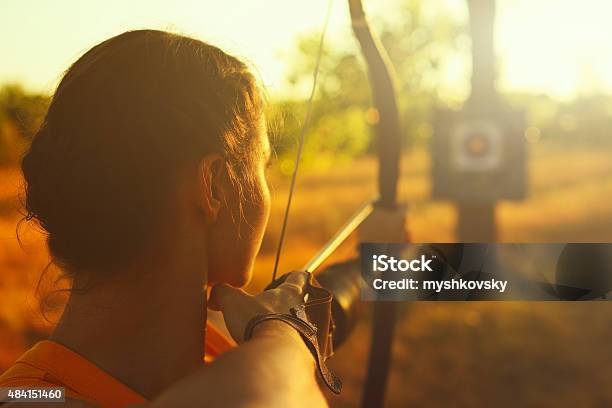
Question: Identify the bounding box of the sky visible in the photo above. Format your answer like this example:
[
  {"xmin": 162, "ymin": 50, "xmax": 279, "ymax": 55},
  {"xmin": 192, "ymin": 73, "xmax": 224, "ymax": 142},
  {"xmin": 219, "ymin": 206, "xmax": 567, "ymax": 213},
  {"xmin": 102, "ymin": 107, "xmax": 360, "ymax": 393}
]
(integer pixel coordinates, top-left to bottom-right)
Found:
[{"xmin": 1, "ymin": 0, "xmax": 612, "ymax": 100}]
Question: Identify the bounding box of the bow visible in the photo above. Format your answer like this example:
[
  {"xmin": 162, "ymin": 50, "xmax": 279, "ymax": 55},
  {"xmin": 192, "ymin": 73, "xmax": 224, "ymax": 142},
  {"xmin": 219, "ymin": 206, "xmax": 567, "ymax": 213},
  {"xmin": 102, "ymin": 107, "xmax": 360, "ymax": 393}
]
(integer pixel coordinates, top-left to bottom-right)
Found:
[
  {"xmin": 348, "ymin": 0, "xmax": 401, "ymax": 209},
  {"xmin": 348, "ymin": 2, "xmax": 402, "ymax": 407},
  {"xmin": 271, "ymin": 1, "xmax": 402, "ymax": 406}
]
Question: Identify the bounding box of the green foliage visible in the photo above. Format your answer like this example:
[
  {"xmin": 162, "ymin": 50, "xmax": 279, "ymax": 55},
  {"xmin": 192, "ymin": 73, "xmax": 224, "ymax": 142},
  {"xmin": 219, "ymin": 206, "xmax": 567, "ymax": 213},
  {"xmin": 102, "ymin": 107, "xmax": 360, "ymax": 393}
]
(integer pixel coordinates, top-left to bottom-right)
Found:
[
  {"xmin": 2, "ymin": 0, "xmax": 612, "ymax": 169},
  {"xmin": 273, "ymin": 0, "xmax": 468, "ymax": 169},
  {"xmin": 0, "ymin": 85, "xmax": 48, "ymax": 138},
  {"xmin": 272, "ymin": 0, "xmax": 612, "ymax": 171},
  {"xmin": 0, "ymin": 85, "xmax": 49, "ymax": 165},
  {"xmin": 508, "ymin": 92, "xmax": 612, "ymax": 146}
]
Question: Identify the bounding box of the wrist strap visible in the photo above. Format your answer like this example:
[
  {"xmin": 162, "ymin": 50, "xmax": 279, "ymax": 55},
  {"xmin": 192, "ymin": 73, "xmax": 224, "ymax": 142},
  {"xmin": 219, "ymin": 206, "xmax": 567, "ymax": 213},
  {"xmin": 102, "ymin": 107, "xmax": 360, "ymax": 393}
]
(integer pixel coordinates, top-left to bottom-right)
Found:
[{"xmin": 244, "ymin": 305, "xmax": 342, "ymax": 394}]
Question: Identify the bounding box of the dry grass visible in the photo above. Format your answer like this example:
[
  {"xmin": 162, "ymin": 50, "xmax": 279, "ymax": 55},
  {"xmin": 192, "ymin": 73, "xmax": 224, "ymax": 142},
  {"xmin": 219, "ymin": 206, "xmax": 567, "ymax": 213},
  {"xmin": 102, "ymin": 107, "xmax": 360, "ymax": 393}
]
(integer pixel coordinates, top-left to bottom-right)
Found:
[{"xmin": 0, "ymin": 141, "xmax": 611, "ymax": 406}]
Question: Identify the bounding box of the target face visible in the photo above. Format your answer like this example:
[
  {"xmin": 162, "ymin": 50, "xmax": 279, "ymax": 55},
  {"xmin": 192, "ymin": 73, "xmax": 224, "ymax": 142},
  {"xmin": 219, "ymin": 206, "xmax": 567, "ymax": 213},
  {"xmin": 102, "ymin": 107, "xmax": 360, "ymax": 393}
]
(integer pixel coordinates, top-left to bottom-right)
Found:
[{"xmin": 451, "ymin": 121, "xmax": 502, "ymax": 171}]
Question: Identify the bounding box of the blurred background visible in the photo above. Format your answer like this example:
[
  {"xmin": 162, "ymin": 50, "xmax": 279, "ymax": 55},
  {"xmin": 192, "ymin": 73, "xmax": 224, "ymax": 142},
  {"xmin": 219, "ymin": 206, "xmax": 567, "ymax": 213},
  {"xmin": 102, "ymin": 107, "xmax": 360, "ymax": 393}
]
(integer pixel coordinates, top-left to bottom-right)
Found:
[{"xmin": 1, "ymin": 0, "xmax": 611, "ymax": 406}]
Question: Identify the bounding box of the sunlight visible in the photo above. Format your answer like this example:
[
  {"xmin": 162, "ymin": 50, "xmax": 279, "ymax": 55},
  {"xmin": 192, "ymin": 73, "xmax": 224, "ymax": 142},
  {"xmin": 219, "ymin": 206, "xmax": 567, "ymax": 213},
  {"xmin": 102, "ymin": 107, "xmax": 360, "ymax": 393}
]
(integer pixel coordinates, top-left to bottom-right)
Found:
[
  {"xmin": 1, "ymin": 0, "xmax": 612, "ymax": 99},
  {"xmin": 497, "ymin": 0, "xmax": 612, "ymax": 98}
]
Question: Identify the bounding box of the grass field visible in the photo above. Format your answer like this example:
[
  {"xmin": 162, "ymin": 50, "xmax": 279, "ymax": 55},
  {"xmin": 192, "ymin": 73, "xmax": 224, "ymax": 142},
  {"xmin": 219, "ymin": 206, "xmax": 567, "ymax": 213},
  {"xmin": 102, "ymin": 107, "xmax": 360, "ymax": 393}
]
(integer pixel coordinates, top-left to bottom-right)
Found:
[{"xmin": 1, "ymin": 141, "xmax": 611, "ymax": 407}]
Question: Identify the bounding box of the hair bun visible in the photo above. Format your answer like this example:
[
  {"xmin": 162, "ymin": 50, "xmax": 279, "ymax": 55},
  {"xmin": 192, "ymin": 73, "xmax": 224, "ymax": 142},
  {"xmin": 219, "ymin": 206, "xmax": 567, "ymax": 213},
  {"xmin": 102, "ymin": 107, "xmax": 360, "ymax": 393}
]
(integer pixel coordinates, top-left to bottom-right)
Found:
[{"xmin": 20, "ymin": 29, "xmax": 262, "ymax": 274}]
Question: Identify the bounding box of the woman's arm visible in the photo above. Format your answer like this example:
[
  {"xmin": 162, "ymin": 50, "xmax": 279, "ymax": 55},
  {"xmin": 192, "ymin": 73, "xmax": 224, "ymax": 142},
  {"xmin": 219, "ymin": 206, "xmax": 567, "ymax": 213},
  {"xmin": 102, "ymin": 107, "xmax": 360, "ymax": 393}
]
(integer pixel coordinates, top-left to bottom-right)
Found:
[
  {"xmin": 152, "ymin": 271, "xmax": 327, "ymax": 407},
  {"xmin": 151, "ymin": 320, "xmax": 326, "ymax": 407}
]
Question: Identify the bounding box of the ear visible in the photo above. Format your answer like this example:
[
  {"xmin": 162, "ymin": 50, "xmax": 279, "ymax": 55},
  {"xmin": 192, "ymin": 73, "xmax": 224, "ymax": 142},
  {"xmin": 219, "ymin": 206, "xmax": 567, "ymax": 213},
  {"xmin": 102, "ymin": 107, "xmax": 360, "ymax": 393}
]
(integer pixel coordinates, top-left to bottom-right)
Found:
[{"xmin": 197, "ymin": 154, "xmax": 226, "ymax": 223}]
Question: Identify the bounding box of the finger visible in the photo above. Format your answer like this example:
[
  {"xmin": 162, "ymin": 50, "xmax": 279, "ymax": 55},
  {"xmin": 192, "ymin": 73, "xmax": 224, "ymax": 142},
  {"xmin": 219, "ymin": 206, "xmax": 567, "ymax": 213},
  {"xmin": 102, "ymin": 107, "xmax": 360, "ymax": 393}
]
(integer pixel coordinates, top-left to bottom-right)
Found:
[
  {"xmin": 283, "ymin": 270, "xmax": 309, "ymax": 287},
  {"xmin": 209, "ymin": 284, "xmax": 244, "ymax": 311},
  {"xmin": 279, "ymin": 271, "xmax": 309, "ymax": 295}
]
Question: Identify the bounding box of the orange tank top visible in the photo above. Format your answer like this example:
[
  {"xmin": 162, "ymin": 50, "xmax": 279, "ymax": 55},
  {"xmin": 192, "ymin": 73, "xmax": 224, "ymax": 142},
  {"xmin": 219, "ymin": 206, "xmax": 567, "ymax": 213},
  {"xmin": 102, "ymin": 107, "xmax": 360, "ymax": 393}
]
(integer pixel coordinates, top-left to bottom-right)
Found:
[{"xmin": 0, "ymin": 323, "xmax": 235, "ymax": 407}]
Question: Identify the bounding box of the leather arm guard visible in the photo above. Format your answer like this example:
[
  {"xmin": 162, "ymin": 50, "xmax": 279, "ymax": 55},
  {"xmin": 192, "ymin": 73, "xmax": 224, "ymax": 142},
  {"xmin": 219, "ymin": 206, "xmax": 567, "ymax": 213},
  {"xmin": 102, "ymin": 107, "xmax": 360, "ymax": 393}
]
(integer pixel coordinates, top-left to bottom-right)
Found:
[{"xmin": 243, "ymin": 272, "xmax": 342, "ymax": 394}]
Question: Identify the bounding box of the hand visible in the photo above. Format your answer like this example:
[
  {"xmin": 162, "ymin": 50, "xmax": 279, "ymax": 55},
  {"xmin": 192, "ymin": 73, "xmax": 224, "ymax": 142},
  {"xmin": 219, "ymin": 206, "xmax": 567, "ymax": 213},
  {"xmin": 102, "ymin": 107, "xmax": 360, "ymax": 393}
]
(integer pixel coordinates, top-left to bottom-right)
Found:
[{"xmin": 209, "ymin": 271, "xmax": 309, "ymax": 343}]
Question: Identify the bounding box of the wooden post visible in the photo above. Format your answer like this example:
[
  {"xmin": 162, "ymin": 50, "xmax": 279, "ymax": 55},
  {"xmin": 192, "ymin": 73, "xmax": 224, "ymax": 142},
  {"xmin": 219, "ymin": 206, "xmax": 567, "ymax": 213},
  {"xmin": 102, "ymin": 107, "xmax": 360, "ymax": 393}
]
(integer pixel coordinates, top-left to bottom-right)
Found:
[
  {"xmin": 458, "ymin": 0, "xmax": 499, "ymax": 242},
  {"xmin": 458, "ymin": 202, "xmax": 496, "ymax": 241}
]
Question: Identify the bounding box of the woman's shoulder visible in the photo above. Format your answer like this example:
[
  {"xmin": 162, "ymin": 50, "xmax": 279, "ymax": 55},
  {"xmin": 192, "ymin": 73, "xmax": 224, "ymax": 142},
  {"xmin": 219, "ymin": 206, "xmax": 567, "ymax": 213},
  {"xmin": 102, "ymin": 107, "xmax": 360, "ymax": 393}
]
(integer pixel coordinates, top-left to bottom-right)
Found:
[
  {"xmin": 0, "ymin": 342, "xmax": 61, "ymax": 388},
  {"xmin": 0, "ymin": 341, "xmax": 145, "ymax": 407},
  {"xmin": 0, "ymin": 342, "xmax": 92, "ymax": 406}
]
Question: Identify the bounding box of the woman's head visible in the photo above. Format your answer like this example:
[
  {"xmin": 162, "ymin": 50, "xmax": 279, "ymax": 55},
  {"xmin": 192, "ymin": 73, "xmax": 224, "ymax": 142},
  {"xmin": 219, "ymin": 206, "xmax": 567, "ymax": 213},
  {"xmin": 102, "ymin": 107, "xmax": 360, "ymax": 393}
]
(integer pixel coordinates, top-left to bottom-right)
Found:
[{"xmin": 22, "ymin": 30, "xmax": 270, "ymax": 287}]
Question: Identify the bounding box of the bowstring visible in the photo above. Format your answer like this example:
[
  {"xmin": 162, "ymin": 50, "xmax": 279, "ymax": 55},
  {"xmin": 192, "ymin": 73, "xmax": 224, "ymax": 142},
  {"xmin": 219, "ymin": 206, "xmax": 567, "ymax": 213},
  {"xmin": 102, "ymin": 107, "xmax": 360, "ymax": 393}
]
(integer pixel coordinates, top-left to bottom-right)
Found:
[{"xmin": 271, "ymin": 0, "xmax": 334, "ymax": 282}]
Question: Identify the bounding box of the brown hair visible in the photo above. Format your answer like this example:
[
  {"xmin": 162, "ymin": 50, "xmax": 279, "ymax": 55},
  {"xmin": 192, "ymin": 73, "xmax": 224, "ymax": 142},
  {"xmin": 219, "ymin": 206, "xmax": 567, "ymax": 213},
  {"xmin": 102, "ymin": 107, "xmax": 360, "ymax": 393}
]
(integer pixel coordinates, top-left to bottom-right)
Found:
[{"xmin": 21, "ymin": 30, "xmax": 263, "ymax": 275}]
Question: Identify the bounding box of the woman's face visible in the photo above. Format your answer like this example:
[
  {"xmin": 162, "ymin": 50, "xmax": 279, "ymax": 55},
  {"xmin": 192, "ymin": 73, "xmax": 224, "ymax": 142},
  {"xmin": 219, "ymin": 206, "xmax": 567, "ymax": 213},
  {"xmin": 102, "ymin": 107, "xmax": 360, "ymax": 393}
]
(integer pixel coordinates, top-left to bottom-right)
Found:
[{"xmin": 207, "ymin": 119, "xmax": 271, "ymax": 287}]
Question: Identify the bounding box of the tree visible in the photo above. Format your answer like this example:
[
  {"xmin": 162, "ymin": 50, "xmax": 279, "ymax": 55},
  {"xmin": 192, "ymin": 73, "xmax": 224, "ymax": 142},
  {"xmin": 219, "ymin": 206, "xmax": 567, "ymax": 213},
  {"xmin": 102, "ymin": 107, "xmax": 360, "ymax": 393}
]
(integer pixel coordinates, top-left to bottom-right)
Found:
[
  {"xmin": 0, "ymin": 85, "xmax": 49, "ymax": 165},
  {"xmin": 270, "ymin": 0, "xmax": 466, "ymax": 170}
]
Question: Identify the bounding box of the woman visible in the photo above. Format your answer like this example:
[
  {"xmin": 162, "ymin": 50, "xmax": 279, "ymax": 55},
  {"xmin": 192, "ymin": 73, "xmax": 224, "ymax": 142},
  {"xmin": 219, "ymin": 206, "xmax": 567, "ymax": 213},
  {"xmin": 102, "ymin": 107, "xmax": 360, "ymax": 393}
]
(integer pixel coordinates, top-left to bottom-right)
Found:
[{"xmin": 0, "ymin": 30, "xmax": 327, "ymax": 407}]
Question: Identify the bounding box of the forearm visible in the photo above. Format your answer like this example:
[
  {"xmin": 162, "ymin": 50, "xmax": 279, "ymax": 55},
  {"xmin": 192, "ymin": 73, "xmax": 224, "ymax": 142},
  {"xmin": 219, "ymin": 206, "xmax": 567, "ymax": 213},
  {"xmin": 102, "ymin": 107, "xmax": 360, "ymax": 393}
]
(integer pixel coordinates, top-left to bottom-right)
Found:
[{"xmin": 149, "ymin": 321, "xmax": 327, "ymax": 408}]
